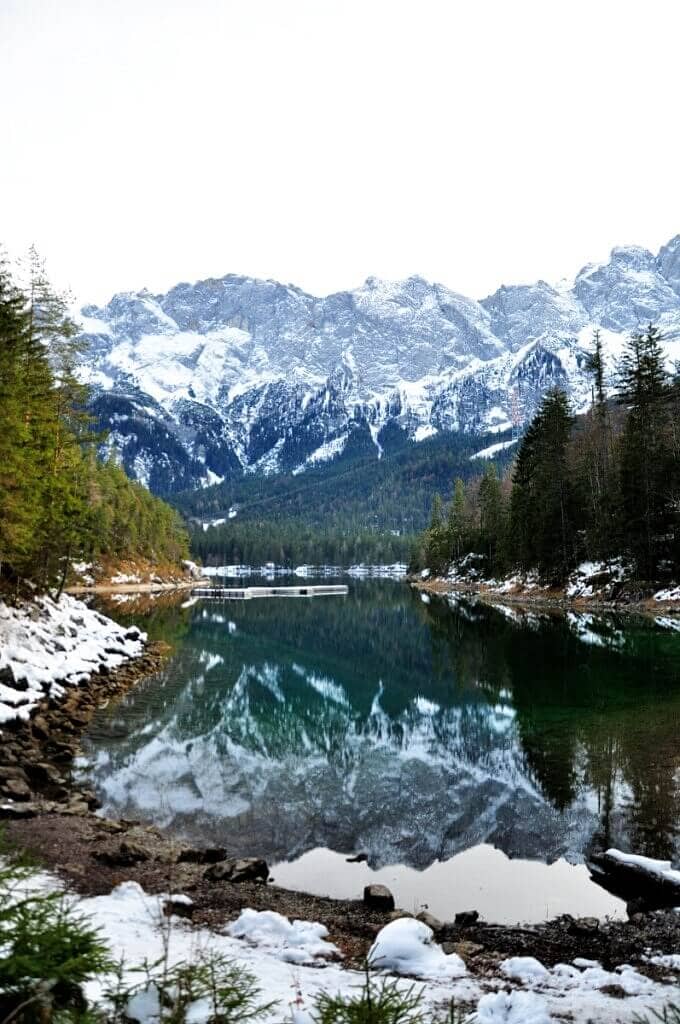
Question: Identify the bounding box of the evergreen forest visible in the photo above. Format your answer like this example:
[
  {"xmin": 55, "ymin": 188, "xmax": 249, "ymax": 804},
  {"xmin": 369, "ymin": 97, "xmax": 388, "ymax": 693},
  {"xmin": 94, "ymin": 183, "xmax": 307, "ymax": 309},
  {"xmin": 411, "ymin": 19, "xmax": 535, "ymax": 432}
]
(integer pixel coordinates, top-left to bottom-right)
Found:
[
  {"xmin": 0, "ymin": 250, "xmax": 189, "ymax": 594},
  {"xmin": 413, "ymin": 326, "xmax": 680, "ymax": 584},
  {"xmin": 179, "ymin": 428, "xmax": 514, "ymax": 566}
]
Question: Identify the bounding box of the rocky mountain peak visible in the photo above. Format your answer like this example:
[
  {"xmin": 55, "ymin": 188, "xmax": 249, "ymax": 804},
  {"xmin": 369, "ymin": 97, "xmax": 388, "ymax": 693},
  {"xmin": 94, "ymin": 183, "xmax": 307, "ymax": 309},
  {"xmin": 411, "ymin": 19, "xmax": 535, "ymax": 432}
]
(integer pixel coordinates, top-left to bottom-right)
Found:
[{"xmin": 77, "ymin": 233, "xmax": 680, "ymax": 494}]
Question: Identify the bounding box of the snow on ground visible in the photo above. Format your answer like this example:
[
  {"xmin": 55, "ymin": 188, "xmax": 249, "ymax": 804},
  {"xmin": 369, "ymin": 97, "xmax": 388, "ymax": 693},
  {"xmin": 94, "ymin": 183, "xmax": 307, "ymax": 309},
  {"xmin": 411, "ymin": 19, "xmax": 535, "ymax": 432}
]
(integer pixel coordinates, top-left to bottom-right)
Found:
[
  {"xmin": 60, "ymin": 884, "xmax": 680, "ymax": 1022},
  {"xmin": 202, "ymin": 517, "xmax": 226, "ymax": 530},
  {"xmin": 71, "ymin": 560, "xmax": 96, "ymax": 585},
  {"xmin": 4, "ymin": 863, "xmax": 680, "ymax": 1022},
  {"xmin": 469, "ymin": 438, "xmax": 518, "ymax": 460},
  {"xmin": 227, "ymin": 908, "xmax": 340, "ymax": 964},
  {"xmin": 0, "ymin": 593, "xmax": 146, "ymax": 724},
  {"xmin": 565, "ymin": 559, "xmax": 628, "ymax": 599},
  {"xmin": 109, "ymin": 571, "xmax": 143, "ymax": 584},
  {"xmin": 74, "ymin": 884, "xmax": 481, "ymax": 1022},
  {"xmin": 291, "ymin": 434, "xmax": 348, "ymax": 475}
]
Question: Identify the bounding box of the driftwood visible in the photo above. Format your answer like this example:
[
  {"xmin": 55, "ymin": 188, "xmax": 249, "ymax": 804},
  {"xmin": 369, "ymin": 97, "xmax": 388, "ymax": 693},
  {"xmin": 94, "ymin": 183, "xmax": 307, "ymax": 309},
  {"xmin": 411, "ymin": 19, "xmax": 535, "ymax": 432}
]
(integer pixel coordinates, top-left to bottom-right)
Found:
[{"xmin": 589, "ymin": 851, "xmax": 680, "ymax": 910}]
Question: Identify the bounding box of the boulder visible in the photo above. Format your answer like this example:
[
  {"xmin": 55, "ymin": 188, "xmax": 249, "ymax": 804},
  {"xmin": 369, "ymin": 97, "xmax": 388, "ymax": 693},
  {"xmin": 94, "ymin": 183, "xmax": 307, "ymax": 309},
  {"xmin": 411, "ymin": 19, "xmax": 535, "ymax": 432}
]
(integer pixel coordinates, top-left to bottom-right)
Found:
[
  {"xmin": 363, "ymin": 884, "xmax": 395, "ymax": 912},
  {"xmin": 416, "ymin": 910, "xmax": 444, "ymax": 932},
  {"xmin": 445, "ymin": 939, "xmax": 484, "ymax": 958},
  {"xmin": 163, "ymin": 898, "xmax": 194, "ymax": 920},
  {"xmin": 567, "ymin": 916, "xmax": 599, "ymax": 935},
  {"xmin": 204, "ymin": 857, "xmax": 269, "ymax": 883},
  {"xmin": 24, "ymin": 762, "xmax": 64, "ymax": 787},
  {"xmin": 31, "ymin": 715, "xmax": 50, "ymax": 740},
  {"xmin": 454, "ymin": 910, "xmax": 480, "ymax": 927},
  {"xmin": 177, "ymin": 845, "xmax": 228, "ymax": 865},
  {"xmin": 1, "ymin": 777, "xmax": 32, "ymax": 801},
  {"xmin": 95, "ymin": 840, "xmax": 150, "ymax": 867}
]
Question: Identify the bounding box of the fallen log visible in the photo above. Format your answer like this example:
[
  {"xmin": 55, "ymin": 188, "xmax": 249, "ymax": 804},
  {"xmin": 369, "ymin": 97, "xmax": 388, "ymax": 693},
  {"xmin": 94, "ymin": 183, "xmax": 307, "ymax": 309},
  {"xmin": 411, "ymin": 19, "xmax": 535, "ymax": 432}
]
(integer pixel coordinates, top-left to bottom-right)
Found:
[{"xmin": 589, "ymin": 848, "xmax": 680, "ymax": 910}]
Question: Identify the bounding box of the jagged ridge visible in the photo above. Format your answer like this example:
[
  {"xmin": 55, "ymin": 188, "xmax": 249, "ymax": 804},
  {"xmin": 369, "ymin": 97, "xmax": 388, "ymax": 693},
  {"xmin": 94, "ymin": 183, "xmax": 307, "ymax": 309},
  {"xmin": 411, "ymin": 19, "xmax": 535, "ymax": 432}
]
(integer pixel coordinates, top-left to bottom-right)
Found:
[{"xmin": 78, "ymin": 235, "xmax": 680, "ymax": 493}]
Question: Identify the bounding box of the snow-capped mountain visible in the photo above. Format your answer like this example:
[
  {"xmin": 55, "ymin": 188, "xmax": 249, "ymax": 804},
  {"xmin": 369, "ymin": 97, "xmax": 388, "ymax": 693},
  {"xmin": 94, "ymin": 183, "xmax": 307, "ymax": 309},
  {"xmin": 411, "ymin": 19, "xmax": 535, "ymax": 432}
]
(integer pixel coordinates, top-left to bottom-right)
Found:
[{"xmin": 78, "ymin": 235, "xmax": 680, "ymax": 493}]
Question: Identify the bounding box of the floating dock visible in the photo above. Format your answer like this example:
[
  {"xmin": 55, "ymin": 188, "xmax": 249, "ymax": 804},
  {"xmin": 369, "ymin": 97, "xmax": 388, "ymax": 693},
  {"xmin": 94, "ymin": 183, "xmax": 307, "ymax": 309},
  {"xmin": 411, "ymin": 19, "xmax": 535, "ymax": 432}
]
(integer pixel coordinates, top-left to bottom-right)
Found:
[{"xmin": 192, "ymin": 584, "xmax": 349, "ymax": 600}]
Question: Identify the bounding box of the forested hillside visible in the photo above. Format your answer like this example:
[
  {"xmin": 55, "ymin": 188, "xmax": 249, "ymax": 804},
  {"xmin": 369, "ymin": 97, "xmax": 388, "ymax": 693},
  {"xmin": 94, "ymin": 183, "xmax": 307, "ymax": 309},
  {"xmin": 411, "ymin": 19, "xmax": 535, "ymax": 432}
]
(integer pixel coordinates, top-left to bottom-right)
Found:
[
  {"xmin": 178, "ymin": 427, "xmax": 516, "ymax": 566},
  {"xmin": 0, "ymin": 250, "xmax": 189, "ymax": 594},
  {"xmin": 414, "ymin": 327, "xmax": 680, "ymax": 584}
]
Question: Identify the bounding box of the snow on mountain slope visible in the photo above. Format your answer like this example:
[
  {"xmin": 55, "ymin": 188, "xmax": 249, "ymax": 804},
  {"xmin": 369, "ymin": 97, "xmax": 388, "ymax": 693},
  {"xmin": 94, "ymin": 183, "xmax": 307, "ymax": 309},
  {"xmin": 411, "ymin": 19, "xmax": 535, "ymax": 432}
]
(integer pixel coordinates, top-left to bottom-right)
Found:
[{"xmin": 78, "ymin": 234, "xmax": 680, "ymax": 494}]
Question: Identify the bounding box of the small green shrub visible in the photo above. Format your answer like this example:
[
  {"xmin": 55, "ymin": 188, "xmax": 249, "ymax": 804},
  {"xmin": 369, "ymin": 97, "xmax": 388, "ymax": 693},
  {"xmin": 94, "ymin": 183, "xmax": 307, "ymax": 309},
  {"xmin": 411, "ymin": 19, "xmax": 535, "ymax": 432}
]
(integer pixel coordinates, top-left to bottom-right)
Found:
[
  {"xmin": 311, "ymin": 967, "xmax": 426, "ymax": 1023},
  {"xmin": 633, "ymin": 1006, "xmax": 680, "ymax": 1024},
  {"xmin": 101, "ymin": 951, "xmax": 275, "ymax": 1024},
  {"xmin": 0, "ymin": 853, "xmax": 111, "ymax": 1023}
]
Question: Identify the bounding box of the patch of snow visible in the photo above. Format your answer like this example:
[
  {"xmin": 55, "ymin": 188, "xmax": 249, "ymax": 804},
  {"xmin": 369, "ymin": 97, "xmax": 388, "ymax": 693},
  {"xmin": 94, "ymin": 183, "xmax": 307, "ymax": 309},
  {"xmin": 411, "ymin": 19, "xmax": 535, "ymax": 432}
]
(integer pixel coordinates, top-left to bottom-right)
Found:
[
  {"xmin": 470, "ymin": 438, "xmax": 518, "ymax": 461},
  {"xmin": 292, "ymin": 435, "xmax": 348, "ymax": 476},
  {"xmin": 654, "ymin": 584, "xmax": 680, "ymax": 602},
  {"xmin": 200, "ymin": 468, "xmax": 224, "ymax": 488},
  {"xmin": 476, "ymin": 990, "xmax": 552, "ymax": 1024},
  {"xmin": 413, "ymin": 424, "xmax": 437, "ymax": 442},
  {"xmin": 110, "ymin": 572, "xmax": 143, "ymax": 584},
  {"xmin": 202, "ymin": 518, "xmax": 226, "ymax": 531},
  {"xmin": 227, "ymin": 908, "xmax": 339, "ymax": 965},
  {"xmin": 368, "ymin": 918, "xmax": 466, "ymax": 980}
]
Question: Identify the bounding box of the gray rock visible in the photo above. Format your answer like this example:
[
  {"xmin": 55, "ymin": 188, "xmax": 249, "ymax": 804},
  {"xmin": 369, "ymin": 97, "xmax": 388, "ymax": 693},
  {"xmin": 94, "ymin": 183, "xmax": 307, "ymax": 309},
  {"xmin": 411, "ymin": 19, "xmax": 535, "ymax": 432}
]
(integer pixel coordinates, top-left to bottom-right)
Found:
[
  {"xmin": 204, "ymin": 857, "xmax": 269, "ymax": 883},
  {"xmin": 416, "ymin": 910, "xmax": 444, "ymax": 932},
  {"xmin": 96, "ymin": 841, "xmax": 150, "ymax": 866},
  {"xmin": 363, "ymin": 884, "xmax": 395, "ymax": 912},
  {"xmin": 1, "ymin": 778, "xmax": 32, "ymax": 801},
  {"xmin": 454, "ymin": 910, "xmax": 479, "ymax": 927},
  {"xmin": 177, "ymin": 846, "xmax": 228, "ymax": 865}
]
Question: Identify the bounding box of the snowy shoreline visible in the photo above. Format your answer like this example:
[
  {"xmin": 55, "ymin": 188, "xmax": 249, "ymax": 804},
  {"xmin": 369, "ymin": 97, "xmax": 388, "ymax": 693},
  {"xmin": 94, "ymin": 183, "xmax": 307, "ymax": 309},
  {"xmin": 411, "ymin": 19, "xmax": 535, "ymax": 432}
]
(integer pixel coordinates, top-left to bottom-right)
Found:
[
  {"xmin": 7, "ymin": 868, "xmax": 680, "ymax": 1024},
  {"xmin": 412, "ymin": 559, "xmax": 680, "ymax": 616},
  {"xmin": 0, "ymin": 592, "xmax": 147, "ymax": 726}
]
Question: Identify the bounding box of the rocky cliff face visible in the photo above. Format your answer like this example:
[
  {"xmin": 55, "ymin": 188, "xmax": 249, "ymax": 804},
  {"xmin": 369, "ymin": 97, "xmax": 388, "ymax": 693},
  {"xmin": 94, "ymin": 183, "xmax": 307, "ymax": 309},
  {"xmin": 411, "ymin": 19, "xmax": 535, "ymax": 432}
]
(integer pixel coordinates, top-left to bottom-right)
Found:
[{"xmin": 78, "ymin": 235, "xmax": 680, "ymax": 493}]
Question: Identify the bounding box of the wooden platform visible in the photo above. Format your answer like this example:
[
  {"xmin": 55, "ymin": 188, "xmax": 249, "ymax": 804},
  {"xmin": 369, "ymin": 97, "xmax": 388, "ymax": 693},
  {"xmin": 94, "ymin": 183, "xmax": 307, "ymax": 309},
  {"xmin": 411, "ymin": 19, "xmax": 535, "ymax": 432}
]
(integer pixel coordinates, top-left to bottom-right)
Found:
[{"xmin": 191, "ymin": 584, "xmax": 349, "ymax": 600}]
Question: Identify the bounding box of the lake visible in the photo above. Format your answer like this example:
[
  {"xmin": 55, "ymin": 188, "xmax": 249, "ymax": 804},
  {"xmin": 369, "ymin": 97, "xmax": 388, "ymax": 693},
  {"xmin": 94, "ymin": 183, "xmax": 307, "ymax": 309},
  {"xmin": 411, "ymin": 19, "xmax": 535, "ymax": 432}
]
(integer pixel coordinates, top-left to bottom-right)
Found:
[{"xmin": 83, "ymin": 581, "xmax": 680, "ymax": 923}]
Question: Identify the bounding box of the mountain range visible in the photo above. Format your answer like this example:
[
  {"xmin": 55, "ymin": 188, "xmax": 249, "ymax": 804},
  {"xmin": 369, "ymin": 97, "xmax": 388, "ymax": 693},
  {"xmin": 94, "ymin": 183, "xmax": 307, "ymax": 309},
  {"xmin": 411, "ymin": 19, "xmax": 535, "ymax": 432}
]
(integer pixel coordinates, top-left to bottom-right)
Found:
[{"xmin": 78, "ymin": 235, "xmax": 680, "ymax": 494}]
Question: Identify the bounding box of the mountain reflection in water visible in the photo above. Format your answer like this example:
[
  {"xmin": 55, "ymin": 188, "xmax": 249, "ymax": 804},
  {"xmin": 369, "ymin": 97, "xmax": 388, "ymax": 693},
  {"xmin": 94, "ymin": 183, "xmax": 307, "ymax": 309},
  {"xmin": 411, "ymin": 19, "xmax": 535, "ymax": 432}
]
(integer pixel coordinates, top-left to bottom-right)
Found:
[{"xmin": 85, "ymin": 583, "xmax": 680, "ymax": 905}]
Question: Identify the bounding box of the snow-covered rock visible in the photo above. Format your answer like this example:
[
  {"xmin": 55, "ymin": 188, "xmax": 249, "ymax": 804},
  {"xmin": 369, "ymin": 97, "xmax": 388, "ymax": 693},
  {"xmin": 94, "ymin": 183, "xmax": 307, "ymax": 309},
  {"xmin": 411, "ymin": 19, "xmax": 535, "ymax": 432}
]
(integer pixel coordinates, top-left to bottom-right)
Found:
[
  {"xmin": 0, "ymin": 594, "xmax": 146, "ymax": 724},
  {"xmin": 368, "ymin": 917, "xmax": 466, "ymax": 979},
  {"xmin": 226, "ymin": 908, "xmax": 340, "ymax": 964},
  {"xmin": 76, "ymin": 234, "xmax": 680, "ymax": 493}
]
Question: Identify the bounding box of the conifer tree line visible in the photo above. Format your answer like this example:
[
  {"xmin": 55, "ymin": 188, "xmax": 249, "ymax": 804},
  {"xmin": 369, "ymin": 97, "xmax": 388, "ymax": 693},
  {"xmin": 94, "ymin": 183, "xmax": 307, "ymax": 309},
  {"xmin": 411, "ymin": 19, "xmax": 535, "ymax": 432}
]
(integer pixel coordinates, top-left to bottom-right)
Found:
[
  {"xmin": 0, "ymin": 249, "xmax": 189, "ymax": 594},
  {"xmin": 413, "ymin": 325, "xmax": 680, "ymax": 583},
  {"xmin": 189, "ymin": 518, "xmax": 412, "ymax": 568}
]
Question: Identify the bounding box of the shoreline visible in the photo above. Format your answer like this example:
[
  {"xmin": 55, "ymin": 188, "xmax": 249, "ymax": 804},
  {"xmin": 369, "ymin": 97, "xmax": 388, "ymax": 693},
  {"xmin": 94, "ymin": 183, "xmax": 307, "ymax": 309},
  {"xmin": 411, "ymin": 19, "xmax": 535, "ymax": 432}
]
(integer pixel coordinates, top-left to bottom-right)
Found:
[
  {"xmin": 1, "ymin": 593, "xmax": 680, "ymax": 990},
  {"xmin": 66, "ymin": 578, "xmax": 209, "ymax": 595},
  {"xmin": 410, "ymin": 576, "xmax": 680, "ymax": 617}
]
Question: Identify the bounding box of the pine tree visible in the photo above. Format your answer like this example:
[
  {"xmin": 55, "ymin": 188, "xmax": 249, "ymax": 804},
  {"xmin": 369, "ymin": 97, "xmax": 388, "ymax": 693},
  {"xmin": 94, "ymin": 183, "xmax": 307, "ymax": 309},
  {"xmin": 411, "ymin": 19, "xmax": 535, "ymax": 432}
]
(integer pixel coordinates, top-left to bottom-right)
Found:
[
  {"xmin": 579, "ymin": 329, "xmax": 615, "ymax": 559},
  {"xmin": 509, "ymin": 388, "xmax": 575, "ymax": 578},
  {"xmin": 617, "ymin": 325, "xmax": 671, "ymax": 577},
  {"xmin": 585, "ymin": 328, "xmax": 607, "ymax": 418},
  {"xmin": 446, "ymin": 477, "xmax": 467, "ymax": 563},
  {"xmin": 422, "ymin": 493, "xmax": 448, "ymax": 570},
  {"xmin": 477, "ymin": 463, "xmax": 505, "ymax": 573}
]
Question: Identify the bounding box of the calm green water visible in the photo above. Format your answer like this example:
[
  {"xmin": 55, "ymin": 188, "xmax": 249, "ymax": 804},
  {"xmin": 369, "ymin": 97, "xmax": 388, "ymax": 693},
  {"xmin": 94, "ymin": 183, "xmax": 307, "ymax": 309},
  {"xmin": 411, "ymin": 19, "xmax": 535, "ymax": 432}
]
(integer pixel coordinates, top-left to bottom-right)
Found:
[{"xmin": 83, "ymin": 582, "xmax": 680, "ymax": 922}]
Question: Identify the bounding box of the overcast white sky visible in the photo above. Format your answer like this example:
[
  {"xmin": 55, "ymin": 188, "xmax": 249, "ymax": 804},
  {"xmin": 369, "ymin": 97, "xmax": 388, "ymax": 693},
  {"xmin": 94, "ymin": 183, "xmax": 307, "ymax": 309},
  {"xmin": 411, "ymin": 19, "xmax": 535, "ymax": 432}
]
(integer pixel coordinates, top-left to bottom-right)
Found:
[{"xmin": 2, "ymin": 0, "xmax": 679, "ymax": 305}]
